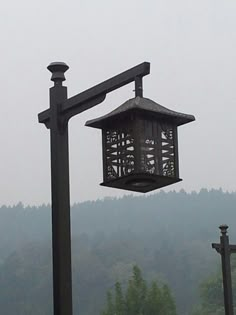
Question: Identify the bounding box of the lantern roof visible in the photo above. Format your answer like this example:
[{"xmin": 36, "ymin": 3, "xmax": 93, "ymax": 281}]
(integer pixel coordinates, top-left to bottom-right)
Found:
[{"xmin": 85, "ymin": 96, "xmax": 195, "ymax": 129}]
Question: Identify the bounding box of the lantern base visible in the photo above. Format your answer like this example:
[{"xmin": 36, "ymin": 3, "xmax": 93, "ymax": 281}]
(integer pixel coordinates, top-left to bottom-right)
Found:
[{"xmin": 100, "ymin": 173, "xmax": 182, "ymax": 193}]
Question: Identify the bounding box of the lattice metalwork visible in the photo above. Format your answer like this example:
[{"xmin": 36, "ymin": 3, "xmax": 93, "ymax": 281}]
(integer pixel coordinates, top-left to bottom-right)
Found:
[
  {"xmin": 140, "ymin": 138, "xmax": 158, "ymax": 174},
  {"xmin": 138, "ymin": 119, "xmax": 158, "ymax": 176},
  {"xmin": 138, "ymin": 120, "xmax": 176, "ymax": 178},
  {"xmin": 161, "ymin": 126, "xmax": 175, "ymax": 177},
  {"xmin": 102, "ymin": 119, "xmax": 178, "ymax": 191},
  {"xmin": 104, "ymin": 129, "xmax": 135, "ymax": 181}
]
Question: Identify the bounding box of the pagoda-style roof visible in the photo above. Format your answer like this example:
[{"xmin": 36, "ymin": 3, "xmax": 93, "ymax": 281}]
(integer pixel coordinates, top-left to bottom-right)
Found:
[{"xmin": 85, "ymin": 96, "xmax": 195, "ymax": 129}]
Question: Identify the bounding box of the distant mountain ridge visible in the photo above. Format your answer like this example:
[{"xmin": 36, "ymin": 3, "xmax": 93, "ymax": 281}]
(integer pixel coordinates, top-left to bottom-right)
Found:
[{"xmin": 0, "ymin": 189, "xmax": 235, "ymax": 314}]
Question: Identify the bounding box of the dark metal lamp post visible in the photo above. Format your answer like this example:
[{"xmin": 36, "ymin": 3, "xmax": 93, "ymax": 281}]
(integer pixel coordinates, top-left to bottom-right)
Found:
[
  {"xmin": 212, "ymin": 225, "xmax": 236, "ymax": 315},
  {"xmin": 38, "ymin": 61, "xmax": 195, "ymax": 315}
]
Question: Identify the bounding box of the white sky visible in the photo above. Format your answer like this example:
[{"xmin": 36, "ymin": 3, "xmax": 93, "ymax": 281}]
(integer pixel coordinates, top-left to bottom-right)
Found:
[{"xmin": 0, "ymin": 0, "xmax": 236, "ymax": 205}]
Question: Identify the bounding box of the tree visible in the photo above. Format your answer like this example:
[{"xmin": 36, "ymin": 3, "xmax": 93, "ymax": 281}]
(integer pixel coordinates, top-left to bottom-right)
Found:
[
  {"xmin": 159, "ymin": 284, "xmax": 177, "ymax": 315},
  {"xmin": 101, "ymin": 291, "xmax": 114, "ymax": 315},
  {"xmin": 100, "ymin": 265, "xmax": 177, "ymax": 315},
  {"xmin": 125, "ymin": 265, "xmax": 147, "ymax": 315},
  {"xmin": 114, "ymin": 282, "xmax": 125, "ymax": 315},
  {"xmin": 191, "ymin": 256, "xmax": 236, "ymax": 315}
]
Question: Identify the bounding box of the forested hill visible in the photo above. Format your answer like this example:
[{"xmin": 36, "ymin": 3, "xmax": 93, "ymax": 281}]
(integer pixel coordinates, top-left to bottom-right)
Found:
[{"xmin": 0, "ymin": 189, "xmax": 236, "ymax": 315}]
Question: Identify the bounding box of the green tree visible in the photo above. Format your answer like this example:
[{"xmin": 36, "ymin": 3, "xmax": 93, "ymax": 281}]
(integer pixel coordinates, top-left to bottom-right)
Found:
[
  {"xmin": 114, "ymin": 282, "xmax": 125, "ymax": 315},
  {"xmin": 126, "ymin": 265, "xmax": 147, "ymax": 315},
  {"xmin": 191, "ymin": 256, "xmax": 236, "ymax": 315},
  {"xmin": 101, "ymin": 291, "xmax": 114, "ymax": 315},
  {"xmin": 145, "ymin": 282, "xmax": 162, "ymax": 314},
  {"xmin": 101, "ymin": 265, "xmax": 177, "ymax": 315},
  {"xmin": 159, "ymin": 284, "xmax": 177, "ymax": 315}
]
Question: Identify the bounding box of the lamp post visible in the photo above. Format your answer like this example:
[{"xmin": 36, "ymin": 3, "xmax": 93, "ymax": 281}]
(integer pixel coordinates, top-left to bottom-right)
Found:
[
  {"xmin": 38, "ymin": 62, "xmax": 194, "ymax": 315},
  {"xmin": 212, "ymin": 225, "xmax": 236, "ymax": 315}
]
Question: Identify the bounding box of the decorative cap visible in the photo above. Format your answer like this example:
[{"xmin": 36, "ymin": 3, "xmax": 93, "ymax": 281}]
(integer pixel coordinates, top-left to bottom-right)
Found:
[
  {"xmin": 47, "ymin": 62, "xmax": 69, "ymax": 84},
  {"xmin": 219, "ymin": 224, "xmax": 229, "ymax": 235}
]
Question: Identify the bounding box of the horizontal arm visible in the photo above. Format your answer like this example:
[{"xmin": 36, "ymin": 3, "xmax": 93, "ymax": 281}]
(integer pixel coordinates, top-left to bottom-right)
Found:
[
  {"xmin": 212, "ymin": 243, "xmax": 221, "ymax": 253},
  {"xmin": 38, "ymin": 62, "xmax": 150, "ymax": 126},
  {"xmin": 212, "ymin": 243, "xmax": 236, "ymax": 254},
  {"xmin": 61, "ymin": 62, "xmax": 150, "ymax": 115}
]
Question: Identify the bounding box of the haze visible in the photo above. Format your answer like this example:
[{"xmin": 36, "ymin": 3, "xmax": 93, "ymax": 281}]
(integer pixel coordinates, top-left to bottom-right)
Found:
[{"xmin": 0, "ymin": 0, "xmax": 235, "ymax": 205}]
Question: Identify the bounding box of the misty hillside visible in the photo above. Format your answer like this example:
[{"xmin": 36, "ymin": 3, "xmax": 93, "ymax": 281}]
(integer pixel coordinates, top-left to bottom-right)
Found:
[{"xmin": 0, "ymin": 189, "xmax": 235, "ymax": 315}]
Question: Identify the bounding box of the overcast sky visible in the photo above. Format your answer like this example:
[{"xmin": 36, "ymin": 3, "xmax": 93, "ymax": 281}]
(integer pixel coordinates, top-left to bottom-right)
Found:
[{"xmin": 0, "ymin": 0, "xmax": 236, "ymax": 205}]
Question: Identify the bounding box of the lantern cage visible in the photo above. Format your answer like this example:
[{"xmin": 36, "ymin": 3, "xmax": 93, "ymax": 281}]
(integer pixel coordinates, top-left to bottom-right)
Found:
[{"xmin": 86, "ymin": 96, "xmax": 195, "ymax": 193}]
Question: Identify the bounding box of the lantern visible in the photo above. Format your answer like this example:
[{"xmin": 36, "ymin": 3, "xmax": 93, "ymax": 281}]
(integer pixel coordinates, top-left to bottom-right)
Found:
[{"xmin": 85, "ymin": 96, "xmax": 195, "ymax": 193}]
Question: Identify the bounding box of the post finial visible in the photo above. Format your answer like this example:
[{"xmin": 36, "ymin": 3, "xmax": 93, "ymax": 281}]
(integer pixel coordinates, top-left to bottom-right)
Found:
[
  {"xmin": 47, "ymin": 62, "xmax": 69, "ymax": 85},
  {"xmin": 219, "ymin": 224, "xmax": 229, "ymax": 235}
]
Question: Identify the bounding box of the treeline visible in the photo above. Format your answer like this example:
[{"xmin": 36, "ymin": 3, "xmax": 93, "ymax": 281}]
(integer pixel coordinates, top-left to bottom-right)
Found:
[{"xmin": 0, "ymin": 189, "xmax": 236, "ymax": 314}]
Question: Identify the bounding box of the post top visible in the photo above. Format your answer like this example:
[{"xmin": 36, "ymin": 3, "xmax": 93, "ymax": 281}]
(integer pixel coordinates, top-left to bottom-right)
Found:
[
  {"xmin": 219, "ymin": 224, "xmax": 229, "ymax": 234},
  {"xmin": 47, "ymin": 62, "xmax": 69, "ymax": 84}
]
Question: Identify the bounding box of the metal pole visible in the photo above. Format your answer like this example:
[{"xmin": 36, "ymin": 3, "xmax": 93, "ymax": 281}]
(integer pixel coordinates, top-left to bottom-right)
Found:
[
  {"xmin": 39, "ymin": 61, "xmax": 152, "ymax": 315},
  {"xmin": 48, "ymin": 62, "xmax": 73, "ymax": 315},
  {"xmin": 220, "ymin": 225, "xmax": 234, "ymax": 315}
]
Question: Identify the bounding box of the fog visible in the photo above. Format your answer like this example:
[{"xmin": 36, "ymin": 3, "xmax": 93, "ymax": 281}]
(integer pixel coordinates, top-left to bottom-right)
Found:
[{"xmin": 0, "ymin": 0, "xmax": 236, "ymax": 205}]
